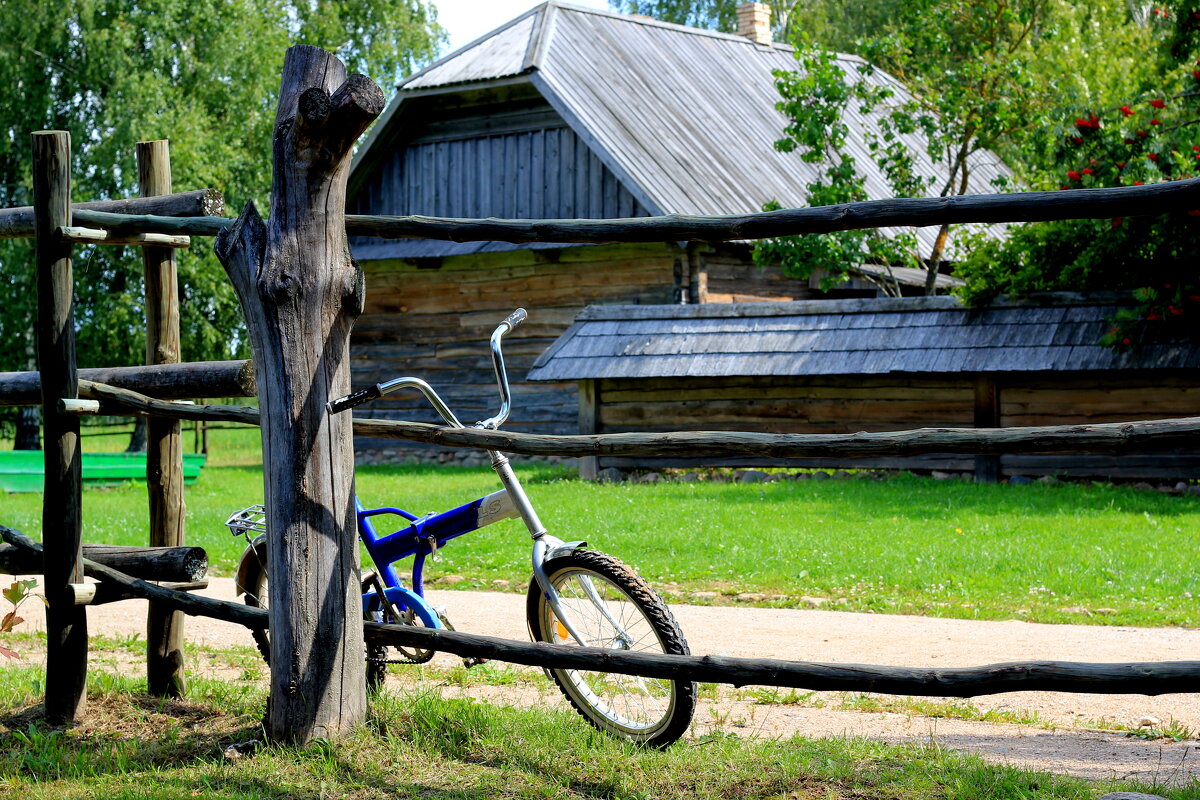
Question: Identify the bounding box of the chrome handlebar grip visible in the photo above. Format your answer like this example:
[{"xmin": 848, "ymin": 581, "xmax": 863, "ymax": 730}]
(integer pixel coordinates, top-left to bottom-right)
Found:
[{"xmin": 327, "ymin": 384, "xmax": 381, "ymax": 414}]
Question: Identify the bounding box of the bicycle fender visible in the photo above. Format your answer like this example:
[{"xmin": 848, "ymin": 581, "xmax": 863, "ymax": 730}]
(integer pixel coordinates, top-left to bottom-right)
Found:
[
  {"xmin": 546, "ymin": 540, "xmax": 587, "ymax": 561},
  {"xmin": 362, "ymin": 586, "xmax": 443, "ymax": 629},
  {"xmin": 235, "ymin": 533, "xmax": 269, "ymax": 596}
]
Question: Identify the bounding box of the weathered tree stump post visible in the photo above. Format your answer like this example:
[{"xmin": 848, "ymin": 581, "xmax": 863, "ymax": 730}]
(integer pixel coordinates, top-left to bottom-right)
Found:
[
  {"xmin": 138, "ymin": 139, "xmax": 188, "ymax": 697},
  {"xmin": 33, "ymin": 130, "xmax": 88, "ymax": 724},
  {"xmin": 215, "ymin": 45, "xmax": 383, "ymax": 743}
]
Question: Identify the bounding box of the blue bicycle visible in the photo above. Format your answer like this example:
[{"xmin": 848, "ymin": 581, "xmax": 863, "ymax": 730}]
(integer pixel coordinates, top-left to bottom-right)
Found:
[{"xmin": 228, "ymin": 309, "xmax": 696, "ymax": 748}]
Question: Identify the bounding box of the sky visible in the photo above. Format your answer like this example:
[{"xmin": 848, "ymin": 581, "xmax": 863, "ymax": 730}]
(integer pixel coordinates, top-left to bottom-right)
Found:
[{"xmin": 434, "ymin": 0, "xmax": 613, "ymax": 54}]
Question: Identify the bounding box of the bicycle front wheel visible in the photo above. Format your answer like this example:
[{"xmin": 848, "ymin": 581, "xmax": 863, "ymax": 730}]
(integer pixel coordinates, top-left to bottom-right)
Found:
[{"xmin": 525, "ymin": 549, "xmax": 696, "ymax": 748}]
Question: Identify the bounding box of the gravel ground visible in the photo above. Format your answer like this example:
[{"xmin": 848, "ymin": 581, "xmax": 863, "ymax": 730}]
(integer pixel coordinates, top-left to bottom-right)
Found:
[{"xmin": 10, "ymin": 577, "xmax": 1200, "ymax": 784}]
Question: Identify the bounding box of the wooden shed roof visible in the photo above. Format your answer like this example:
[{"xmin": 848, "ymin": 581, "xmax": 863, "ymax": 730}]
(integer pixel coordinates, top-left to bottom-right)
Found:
[
  {"xmin": 352, "ymin": 1, "xmax": 1011, "ymax": 256},
  {"xmin": 526, "ymin": 297, "xmax": 1199, "ymax": 381}
]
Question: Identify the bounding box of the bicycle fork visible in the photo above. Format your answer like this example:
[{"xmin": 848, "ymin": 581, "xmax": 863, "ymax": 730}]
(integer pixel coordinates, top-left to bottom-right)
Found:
[{"xmin": 491, "ymin": 452, "xmax": 634, "ymax": 649}]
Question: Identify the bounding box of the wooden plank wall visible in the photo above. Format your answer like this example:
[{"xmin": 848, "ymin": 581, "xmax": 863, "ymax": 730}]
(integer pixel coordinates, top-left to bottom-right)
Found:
[
  {"xmin": 353, "ymin": 243, "xmax": 676, "ymax": 459},
  {"xmin": 698, "ymin": 245, "xmax": 822, "ymax": 304},
  {"xmin": 999, "ymin": 372, "xmax": 1200, "ymax": 479},
  {"xmin": 593, "ymin": 372, "xmax": 1200, "ymax": 479},
  {"xmin": 351, "ymin": 97, "xmax": 648, "ymax": 221}
]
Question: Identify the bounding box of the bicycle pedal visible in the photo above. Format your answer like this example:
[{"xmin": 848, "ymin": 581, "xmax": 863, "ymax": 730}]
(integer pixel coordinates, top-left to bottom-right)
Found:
[{"xmin": 462, "ymin": 657, "xmax": 487, "ymax": 669}]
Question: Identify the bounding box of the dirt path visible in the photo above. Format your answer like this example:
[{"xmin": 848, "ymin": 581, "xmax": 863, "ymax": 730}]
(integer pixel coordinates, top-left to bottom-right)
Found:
[{"xmin": 11, "ymin": 577, "xmax": 1200, "ymax": 784}]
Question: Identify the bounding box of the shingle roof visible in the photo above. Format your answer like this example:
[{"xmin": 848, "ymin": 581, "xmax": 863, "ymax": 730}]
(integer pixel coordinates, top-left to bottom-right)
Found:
[
  {"xmin": 353, "ymin": 1, "xmax": 1011, "ymax": 255},
  {"xmin": 526, "ymin": 297, "xmax": 1199, "ymax": 381}
]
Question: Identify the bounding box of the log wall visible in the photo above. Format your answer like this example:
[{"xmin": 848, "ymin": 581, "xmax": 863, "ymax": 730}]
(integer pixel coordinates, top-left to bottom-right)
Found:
[{"xmin": 591, "ymin": 371, "xmax": 1200, "ymax": 479}]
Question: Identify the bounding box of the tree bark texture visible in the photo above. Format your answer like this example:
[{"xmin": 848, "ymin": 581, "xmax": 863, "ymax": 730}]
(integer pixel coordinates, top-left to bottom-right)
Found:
[
  {"xmin": 138, "ymin": 139, "xmax": 188, "ymax": 698},
  {"xmin": 33, "ymin": 130, "xmax": 87, "ymax": 724},
  {"xmin": 213, "ymin": 45, "xmax": 383, "ymax": 743}
]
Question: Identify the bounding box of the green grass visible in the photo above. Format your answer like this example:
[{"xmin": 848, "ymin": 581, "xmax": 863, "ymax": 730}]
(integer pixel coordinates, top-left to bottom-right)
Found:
[
  {"xmin": 3, "ymin": 451, "xmax": 1199, "ymax": 626},
  {"xmin": 2, "ymin": 646, "xmax": 1198, "ymax": 800}
]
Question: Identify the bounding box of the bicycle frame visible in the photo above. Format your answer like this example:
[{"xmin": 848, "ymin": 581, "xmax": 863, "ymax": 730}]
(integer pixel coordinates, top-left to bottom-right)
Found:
[{"xmin": 331, "ymin": 309, "xmax": 616, "ymax": 647}]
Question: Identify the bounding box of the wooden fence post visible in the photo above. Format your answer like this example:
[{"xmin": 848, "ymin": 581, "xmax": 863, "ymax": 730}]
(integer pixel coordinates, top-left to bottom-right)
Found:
[
  {"xmin": 974, "ymin": 374, "xmax": 1001, "ymax": 483},
  {"xmin": 33, "ymin": 130, "xmax": 88, "ymax": 724},
  {"xmin": 215, "ymin": 45, "xmax": 384, "ymax": 743},
  {"xmin": 578, "ymin": 379, "xmax": 599, "ymax": 480},
  {"xmin": 138, "ymin": 140, "xmax": 187, "ymax": 697}
]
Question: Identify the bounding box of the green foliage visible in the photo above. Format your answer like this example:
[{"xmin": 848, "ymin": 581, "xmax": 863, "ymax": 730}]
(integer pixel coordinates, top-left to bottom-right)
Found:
[
  {"xmin": 956, "ymin": 2, "xmax": 1200, "ymax": 343},
  {"xmin": 753, "ymin": 43, "xmax": 923, "ymax": 293},
  {"xmin": 757, "ymin": 2, "xmax": 1063, "ymax": 293},
  {"xmin": 0, "ymin": 0, "xmax": 442, "ymax": 374}
]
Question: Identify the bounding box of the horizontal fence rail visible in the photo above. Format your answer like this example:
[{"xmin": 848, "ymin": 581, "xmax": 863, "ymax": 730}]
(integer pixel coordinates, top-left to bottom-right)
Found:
[
  {"xmin": 0, "ymin": 189, "xmax": 223, "ymax": 237},
  {"xmin": 4, "ymin": 525, "xmax": 1195, "ymax": 698},
  {"xmin": 51, "ymin": 379, "xmax": 1200, "ymax": 458},
  {"xmin": 0, "ymin": 360, "xmax": 256, "ymax": 405},
  {"xmin": 2, "ymin": 180, "xmax": 1195, "ymax": 243}
]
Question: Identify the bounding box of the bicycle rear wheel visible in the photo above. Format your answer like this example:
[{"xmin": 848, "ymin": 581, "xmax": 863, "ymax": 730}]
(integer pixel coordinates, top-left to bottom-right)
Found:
[{"xmin": 525, "ymin": 549, "xmax": 696, "ymax": 748}]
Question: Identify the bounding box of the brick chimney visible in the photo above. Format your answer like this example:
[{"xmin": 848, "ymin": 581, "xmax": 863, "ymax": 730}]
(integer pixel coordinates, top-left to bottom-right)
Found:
[{"xmin": 736, "ymin": 2, "xmax": 771, "ymax": 45}]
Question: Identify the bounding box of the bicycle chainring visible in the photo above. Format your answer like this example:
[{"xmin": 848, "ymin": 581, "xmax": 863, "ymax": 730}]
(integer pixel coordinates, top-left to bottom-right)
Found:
[{"xmin": 368, "ymin": 607, "xmax": 450, "ymax": 665}]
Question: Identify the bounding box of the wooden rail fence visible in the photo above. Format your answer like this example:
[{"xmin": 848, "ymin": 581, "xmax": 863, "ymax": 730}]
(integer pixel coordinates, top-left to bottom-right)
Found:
[{"xmin": 2, "ymin": 118, "xmax": 1196, "ymax": 737}]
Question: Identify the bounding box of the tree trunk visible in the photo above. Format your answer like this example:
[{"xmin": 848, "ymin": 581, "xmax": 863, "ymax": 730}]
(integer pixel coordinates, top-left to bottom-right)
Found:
[
  {"xmin": 214, "ymin": 45, "xmax": 383, "ymax": 744},
  {"xmin": 125, "ymin": 416, "xmax": 147, "ymax": 452}
]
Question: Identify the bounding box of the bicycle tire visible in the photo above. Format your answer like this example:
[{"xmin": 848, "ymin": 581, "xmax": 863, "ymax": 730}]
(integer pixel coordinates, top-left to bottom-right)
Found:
[
  {"xmin": 239, "ymin": 558, "xmax": 272, "ymax": 664},
  {"xmin": 238, "ymin": 559, "xmax": 386, "ymax": 693},
  {"xmin": 525, "ymin": 549, "xmax": 696, "ymax": 748}
]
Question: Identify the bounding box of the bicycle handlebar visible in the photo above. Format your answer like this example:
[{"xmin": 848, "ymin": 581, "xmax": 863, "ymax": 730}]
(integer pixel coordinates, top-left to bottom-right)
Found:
[{"xmin": 327, "ymin": 308, "xmax": 527, "ymax": 428}]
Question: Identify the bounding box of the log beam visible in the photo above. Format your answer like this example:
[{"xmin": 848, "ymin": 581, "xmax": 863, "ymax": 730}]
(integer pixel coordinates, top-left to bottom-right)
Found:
[
  {"xmin": 51, "ymin": 380, "xmax": 1200, "ymax": 459},
  {"xmin": 0, "ymin": 360, "xmax": 256, "ymax": 405},
  {"xmin": 50, "ymin": 179, "xmax": 1200, "ymax": 243},
  {"xmin": 4, "ymin": 525, "xmax": 1194, "ymax": 701},
  {"xmin": 70, "ymin": 580, "xmax": 208, "ymax": 606},
  {"xmin": 57, "ymin": 226, "xmax": 191, "ymax": 248},
  {"xmin": 0, "ymin": 189, "xmax": 223, "ymax": 237},
  {"xmin": 0, "ymin": 543, "xmax": 208, "ymax": 581}
]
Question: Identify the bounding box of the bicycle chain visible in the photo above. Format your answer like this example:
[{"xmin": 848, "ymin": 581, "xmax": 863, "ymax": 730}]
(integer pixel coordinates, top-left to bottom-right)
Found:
[
  {"xmin": 366, "ymin": 612, "xmax": 485, "ymax": 668},
  {"xmin": 367, "ymin": 617, "xmax": 440, "ymax": 665}
]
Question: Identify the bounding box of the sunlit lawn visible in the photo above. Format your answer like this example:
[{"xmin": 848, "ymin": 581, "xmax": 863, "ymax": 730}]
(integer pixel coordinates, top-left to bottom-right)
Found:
[{"xmin": 3, "ymin": 424, "xmax": 1198, "ymax": 628}]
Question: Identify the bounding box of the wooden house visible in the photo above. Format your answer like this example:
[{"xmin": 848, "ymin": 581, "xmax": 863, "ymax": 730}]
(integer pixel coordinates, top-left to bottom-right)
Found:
[
  {"xmin": 527, "ymin": 297, "xmax": 1200, "ymax": 480},
  {"xmin": 346, "ymin": 1, "xmax": 1007, "ymax": 460}
]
